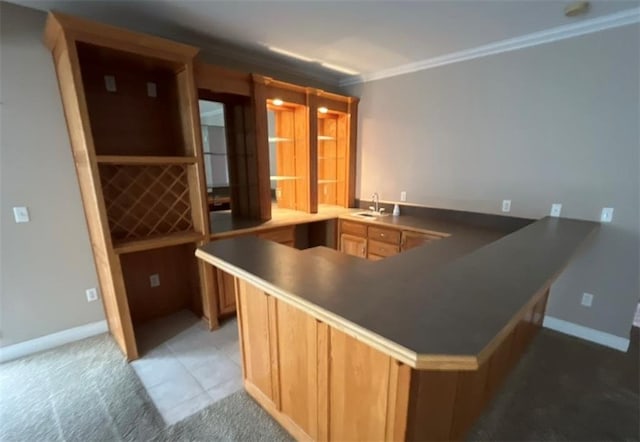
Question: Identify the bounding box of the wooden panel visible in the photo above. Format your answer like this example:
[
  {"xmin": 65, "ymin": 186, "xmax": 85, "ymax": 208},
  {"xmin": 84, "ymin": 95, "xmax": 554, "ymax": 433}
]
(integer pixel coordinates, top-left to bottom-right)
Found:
[
  {"xmin": 120, "ymin": 243, "xmax": 198, "ymax": 324},
  {"xmin": 367, "ymin": 239, "xmax": 400, "ymax": 258},
  {"xmin": 401, "ymin": 230, "xmax": 442, "ymax": 251},
  {"xmin": 347, "ymin": 99, "xmax": 359, "ymax": 207},
  {"xmin": 329, "ymin": 327, "xmax": 392, "ymax": 441},
  {"xmin": 257, "ymin": 226, "xmax": 295, "ymax": 244},
  {"xmin": 449, "ymin": 362, "xmax": 490, "ymax": 440},
  {"xmin": 368, "ymin": 254, "xmax": 385, "ymax": 261},
  {"xmin": 340, "ymin": 220, "xmax": 367, "ymax": 237},
  {"xmin": 385, "ymin": 362, "xmax": 411, "ymax": 441},
  {"xmin": 275, "ymin": 300, "xmax": 318, "ymax": 438},
  {"xmin": 485, "ymin": 331, "xmax": 515, "ymax": 401},
  {"xmin": 251, "ymin": 75, "xmax": 273, "ymax": 221},
  {"xmin": 194, "ymin": 62, "xmax": 251, "ymax": 96},
  {"xmin": 406, "ymin": 370, "xmax": 459, "ymax": 441},
  {"xmin": 340, "ymin": 234, "xmax": 367, "ymax": 258},
  {"xmin": 317, "ymin": 322, "xmax": 330, "ymax": 441},
  {"xmin": 216, "ymin": 269, "xmax": 236, "ymax": 315},
  {"xmin": 237, "ymin": 280, "xmax": 274, "ymax": 401},
  {"xmin": 368, "ymin": 226, "xmax": 401, "ymax": 244}
]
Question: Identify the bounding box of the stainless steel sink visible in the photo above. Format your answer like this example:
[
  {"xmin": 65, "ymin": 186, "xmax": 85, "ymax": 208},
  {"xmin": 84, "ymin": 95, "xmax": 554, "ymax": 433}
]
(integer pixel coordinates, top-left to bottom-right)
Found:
[{"xmin": 353, "ymin": 211, "xmax": 389, "ymax": 219}]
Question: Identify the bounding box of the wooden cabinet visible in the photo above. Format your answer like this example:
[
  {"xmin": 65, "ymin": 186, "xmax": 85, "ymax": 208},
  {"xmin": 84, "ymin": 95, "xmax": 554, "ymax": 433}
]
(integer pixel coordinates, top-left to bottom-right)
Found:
[
  {"xmin": 235, "ymin": 279, "xmax": 410, "ymax": 441},
  {"xmin": 339, "ymin": 219, "xmax": 447, "ymax": 261},
  {"xmin": 340, "ymin": 234, "xmax": 367, "ymax": 258},
  {"xmin": 216, "ymin": 269, "xmax": 237, "ymax": 315},
  {"xmin": 401, "ymin": 230, "xmax": 443, "ymax": 251},
  {"xmin": 257, "ymin": 226, "xmax": 295, "ymax": 247}
]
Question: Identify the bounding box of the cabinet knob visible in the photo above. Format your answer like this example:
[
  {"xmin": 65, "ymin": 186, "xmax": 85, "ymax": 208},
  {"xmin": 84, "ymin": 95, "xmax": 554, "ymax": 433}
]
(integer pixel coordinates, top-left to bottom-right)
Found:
[{"xmin": 380, "ymin": 233, "xmax": 385, "ymax": 237}]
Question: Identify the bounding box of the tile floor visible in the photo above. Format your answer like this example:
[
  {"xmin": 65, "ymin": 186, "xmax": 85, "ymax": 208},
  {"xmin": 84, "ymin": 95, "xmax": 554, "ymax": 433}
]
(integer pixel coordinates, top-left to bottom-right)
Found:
[{"xmin": 130, "ymin": 310, "xmax": 243, "ymax": 425}]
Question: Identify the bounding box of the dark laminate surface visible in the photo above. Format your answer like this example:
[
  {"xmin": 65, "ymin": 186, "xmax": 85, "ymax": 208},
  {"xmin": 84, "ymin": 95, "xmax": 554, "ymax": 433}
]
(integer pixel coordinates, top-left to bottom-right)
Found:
[{"xmin": 198, "ymin": 216, "xmax": 598, "ymax": 358}]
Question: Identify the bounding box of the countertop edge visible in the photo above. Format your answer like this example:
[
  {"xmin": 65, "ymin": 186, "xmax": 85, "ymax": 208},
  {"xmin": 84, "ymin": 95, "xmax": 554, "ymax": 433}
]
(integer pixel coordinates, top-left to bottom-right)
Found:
[{"xmin": 195, "ymin": 248, "xmax": 480, "ymax": 371}]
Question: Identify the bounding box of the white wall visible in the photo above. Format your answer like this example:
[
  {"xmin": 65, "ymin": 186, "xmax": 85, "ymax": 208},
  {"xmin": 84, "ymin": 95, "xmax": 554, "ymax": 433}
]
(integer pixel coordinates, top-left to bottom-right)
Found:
[
  {"xmin": 348, "ymin": 24, "xmax": 640, "ymax": 340},
  {"xmin": 1, "ymin": 2, "xmax": 104, "ymax": 346}
]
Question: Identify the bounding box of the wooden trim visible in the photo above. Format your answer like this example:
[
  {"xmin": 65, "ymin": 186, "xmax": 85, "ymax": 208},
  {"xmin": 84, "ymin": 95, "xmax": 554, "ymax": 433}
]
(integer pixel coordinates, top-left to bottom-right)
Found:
[
  {"xmin": 112, "ymin": 231, "xmax": 204, "ymax": 254},
  {"xmin": 95, "ymin": 155, "xmax": 197, "ymax": 165},
  {"xmin": 385, "ymin": 361, "xmax": 411, "ymax": 441},
  {"xmin": 251, "ymin": 75, "xmax": 273, "ymax": 221},
  {"xmin": 307, "ymin": 90, "xmax": 319, "ymax": 213},
  {"xmin": 316, "ymin": 321, "xmax": 330, "ymax": 441},
  {"xmin": 44, "ymin": 12, "xmax": 199, "ymax": 63},
  {"xmin": 194, "ymin": 62, "xmax": 251, "ymax": 96},
  {"xmin": 347, "ymin": 99, "xmax": 358, "ymax": 207},
  {"xmin": 267, "ymin": 296, "xmax": 281, "ymax": 409}
]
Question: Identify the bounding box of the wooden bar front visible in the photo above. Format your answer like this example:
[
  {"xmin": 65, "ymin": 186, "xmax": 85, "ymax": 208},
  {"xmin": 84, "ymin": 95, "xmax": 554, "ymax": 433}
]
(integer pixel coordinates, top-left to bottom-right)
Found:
[{"xmin": 229, "ymin": 276, "xmax": 549, "ymax": 441}]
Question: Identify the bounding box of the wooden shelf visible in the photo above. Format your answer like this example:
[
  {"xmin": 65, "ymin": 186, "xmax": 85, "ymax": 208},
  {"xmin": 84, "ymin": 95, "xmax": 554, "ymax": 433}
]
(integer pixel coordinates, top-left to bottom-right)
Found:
[
  {"xmin": 318, "ymin": 135, "xmax": 336, "ymax": 141},
  {"xmin": 318, "ymin": 179, "xmax": 339, "ymax": 184},
  {"xmin": 268, "ymin": 137, "xmax": 293, "ymax": 143},
  {"xmin": 319, "ymin": 156, "xmax": 345, "ymax": 160},
  {"xmin": 113, "ymin": 231, "xmax": 204, "ymax": 254},
  {"xmin": 270, "ymin": 175, "xmax": 300, "ymax": 181},
  {"xmin": 96, "ymin": 155, "xmax": 197, "ymax": 165}
]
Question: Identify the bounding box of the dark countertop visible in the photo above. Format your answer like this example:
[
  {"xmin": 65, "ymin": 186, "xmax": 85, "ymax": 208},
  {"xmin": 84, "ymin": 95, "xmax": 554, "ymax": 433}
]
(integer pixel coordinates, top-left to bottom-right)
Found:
[{"xmin": 197, "ymin": 215, "xmax": 598, "ymax": 368}]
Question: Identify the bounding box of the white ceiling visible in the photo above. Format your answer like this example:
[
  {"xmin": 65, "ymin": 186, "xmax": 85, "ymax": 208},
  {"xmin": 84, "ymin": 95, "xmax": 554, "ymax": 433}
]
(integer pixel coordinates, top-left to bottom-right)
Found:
[{"xmin": 11, "ymin": 0, "xmax": 640, "ymax": 85}]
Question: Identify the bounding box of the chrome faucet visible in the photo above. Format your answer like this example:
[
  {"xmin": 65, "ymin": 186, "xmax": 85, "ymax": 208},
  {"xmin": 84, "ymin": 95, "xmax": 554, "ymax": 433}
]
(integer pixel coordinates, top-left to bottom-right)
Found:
[{"xmin": 370, "ymin": 192, "xmax": 381, "ymax": 214}]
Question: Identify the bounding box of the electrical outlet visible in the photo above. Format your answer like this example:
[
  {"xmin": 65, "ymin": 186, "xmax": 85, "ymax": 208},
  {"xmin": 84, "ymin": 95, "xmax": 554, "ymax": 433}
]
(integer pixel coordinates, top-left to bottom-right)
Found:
[
  {"xmin": 501, "ymin": 200, "xmax": 511, "ymax": 213},
  {"xmin": 600, "ymin": 208, "xmax": 614, "ymax": 223},
  {"xmin": 400, "ymin": 191, "xmax": 407, "ymax": 202},
  {"xmin": 104, "ymin": 75, "xmax": 117, "ymax": 92},
  {"xmin": 150, "ymin": 274, "xmax": 160, "ymax": 288},
  {"xmin": 146, "ymin": 82, "xmax": 157, "ymax": 98},
  {"xmin": 550, "ymin": 203, "xmax": 562, "ymax": 217},
  {"xmin": 12, "ymin": 206, "xmax": 30, "ymax": 223},
  {"xmin": 581, "ymin": 292, "xmax": 594, "ymax": 307},
  {"xmin": 86, "ymin": 288, "xmax": 99, "ymax": 302}
]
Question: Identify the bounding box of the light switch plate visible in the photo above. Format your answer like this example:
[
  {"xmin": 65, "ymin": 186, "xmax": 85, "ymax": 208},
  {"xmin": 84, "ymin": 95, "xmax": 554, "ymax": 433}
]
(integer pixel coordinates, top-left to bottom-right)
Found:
[
  {"xmin": 150, "ymin": 274, "xmax": 160, "ymax": 288},
  {"xmin": 13, "ymin": 206, "xmax": 30, "ymax": 223},
  {"xmin": 581, "ymin": 292, "xmax": 594, "ymax": 307},
  {"xmin": 400, "ymin": 191, "xmax": 407, "ymax": 202},
  {"xmin": 600, "ymin": 208, "xmax": 614, "ymax": 223},
  {"xmin": 501, "ymin": 200, "xmax": 511, "ymax": 212},
  {"xmin": 550, "ymin": 203, "xmax": 562, "ymax": 217}
]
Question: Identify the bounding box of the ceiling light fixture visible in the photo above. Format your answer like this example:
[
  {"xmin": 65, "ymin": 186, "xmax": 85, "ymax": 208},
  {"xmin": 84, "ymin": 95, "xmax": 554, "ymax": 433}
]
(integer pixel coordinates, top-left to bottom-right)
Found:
[
  {"xmin": 564, "ymin": 1, "xmax": 590, "ymax": 17},
  {"xmin": 272, "ymin": 98, "xmax": 284, "ymax": 106},
  {"xmin": 267, "ymin": 46, "xmax": 314, "ymax": 63},
  {"xmin": 320, "ymin": 62, "xmax": 359, "ymax": 76},
  {"xmin": 318, "ymin": 107, "xmax": 329, "ymax": 114}
]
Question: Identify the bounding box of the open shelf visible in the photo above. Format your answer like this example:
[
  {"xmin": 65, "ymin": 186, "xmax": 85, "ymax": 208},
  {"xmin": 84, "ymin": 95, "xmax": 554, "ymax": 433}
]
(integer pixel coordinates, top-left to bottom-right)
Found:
[
  {"xmin": 318, "ymin": 179, "xmax": 339, "ymax": 184},
  {"xmin": 77, "ymin": 42, "xmax": 188, "ymax": 157},
  {"xmin": 269, "ymin": 137, "xmax": 293, "ymax": 143},
  {"xmin": 113, "ymin": 231, "xmax": 204, "ymax": 254},
  {"xmin": 318, "ymin": 135, "xmax": 336, "ymax": 141},
  {"xmin": 96, "ymin": 155, "xmax": 197, "ymax": 165}
]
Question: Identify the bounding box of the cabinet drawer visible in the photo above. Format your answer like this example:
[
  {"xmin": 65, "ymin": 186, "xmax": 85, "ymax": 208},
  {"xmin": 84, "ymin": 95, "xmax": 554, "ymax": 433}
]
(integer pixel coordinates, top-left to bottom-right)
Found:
[
  {"xmin": 367, "ymin": 254, "xmax": 385, "ymax": 261},
  {"xmin": 367, "ymin": 239, "xmax": 399, "ymax": 258},
  {"xmin": 401, "ymin": 230, "xmax": 444, "ymax": 251},
  {"xmin": 368, "ymin": 226, "xmax": 401, "ymax": 244},
  {"xmin": 258, "ymin": 226, "xmax": 295, "ymax": 244},
  {"xmin": 341, "ymin": 220, "xmax": 367, "ymax": 237}
]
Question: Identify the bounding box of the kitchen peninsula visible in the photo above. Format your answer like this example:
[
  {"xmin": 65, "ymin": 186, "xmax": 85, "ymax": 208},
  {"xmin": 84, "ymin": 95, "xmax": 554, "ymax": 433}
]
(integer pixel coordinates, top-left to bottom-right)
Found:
[{"xmin": 196, "ymin": 214, "xmax": 597, "ymax": 441}]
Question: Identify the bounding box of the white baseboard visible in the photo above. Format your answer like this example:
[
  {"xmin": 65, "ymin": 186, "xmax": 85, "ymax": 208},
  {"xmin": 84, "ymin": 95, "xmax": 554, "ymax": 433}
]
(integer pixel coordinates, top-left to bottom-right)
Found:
[
  {"xmin": 543, "ymin": 315, "xmax": 630, "ymax": 352},
  {"xmin": 0, "ymin": 320, "xmax": 108, "ymax": 363}
]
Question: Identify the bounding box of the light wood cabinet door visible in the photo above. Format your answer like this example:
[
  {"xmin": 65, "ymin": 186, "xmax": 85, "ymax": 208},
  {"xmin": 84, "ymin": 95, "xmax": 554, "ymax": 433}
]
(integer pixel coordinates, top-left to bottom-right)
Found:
[
  {"xmin": 401, "ymin": 230, "xmax": 442, "ymax": 251},
  {"xmin": 216, "ymin": 269, "xmax": 236, "ymax": 315},
  {"xmin": 340, "ymin": 233, "xmax": 367, "ymax": 258}
]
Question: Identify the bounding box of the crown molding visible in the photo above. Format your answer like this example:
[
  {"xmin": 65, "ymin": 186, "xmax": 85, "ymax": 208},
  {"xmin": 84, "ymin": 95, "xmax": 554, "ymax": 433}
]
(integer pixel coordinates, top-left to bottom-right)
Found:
[{"xmin": 340, "ymin": 7, "xmax": 640, "ymax": 87}]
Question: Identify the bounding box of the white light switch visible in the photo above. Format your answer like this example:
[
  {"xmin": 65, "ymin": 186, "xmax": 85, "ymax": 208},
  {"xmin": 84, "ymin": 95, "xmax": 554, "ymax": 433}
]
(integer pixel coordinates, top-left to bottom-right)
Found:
[
  {"xmin": 550, "ymin": 203, "xmax": 562, "ymax": 217},
  {"xmin": 600, "ymin": 208, "xmax": 614, "ymax": 223},
  {"xmin": 501, "ymin": 200, "xmax": 511, "ymax": 213},
  {"xmin": 400, "ymin": 191, "xmax": 407, "ymax": 202},
  {"xmin": 13, "ymin": 206, "xmax": 30, "ymax": 223},
  {"xmin": 150, "ymin": 274, "xmax": 160, "ymax": 288}
]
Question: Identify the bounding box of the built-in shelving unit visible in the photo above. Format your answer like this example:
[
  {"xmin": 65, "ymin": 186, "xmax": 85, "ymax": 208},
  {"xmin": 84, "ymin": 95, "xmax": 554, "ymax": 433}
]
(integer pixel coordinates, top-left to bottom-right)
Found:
[
  {"xmin": 317, "ymin": 108, "xmax": 350, "ymax": 206},
  {"xmin": 44, "ymin": 12, "xmax": 214, "ymax": 360}
]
